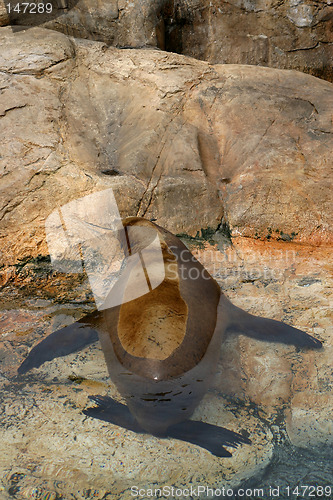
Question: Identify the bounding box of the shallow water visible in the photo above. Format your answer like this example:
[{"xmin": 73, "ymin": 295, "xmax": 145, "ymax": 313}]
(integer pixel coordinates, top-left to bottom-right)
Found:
[
  {"xmin": 0, "ymin": 237, "xmax": 332, "ymax": 499},
  {"xmin": 234, "ymin": 444, "xmax": 333, "ymax": 500}
]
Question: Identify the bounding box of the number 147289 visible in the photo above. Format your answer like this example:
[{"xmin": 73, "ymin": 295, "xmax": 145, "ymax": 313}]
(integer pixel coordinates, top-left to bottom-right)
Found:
[{"xmin": 6, "ymin": 3, "xmax": 53, "ymax": 14}]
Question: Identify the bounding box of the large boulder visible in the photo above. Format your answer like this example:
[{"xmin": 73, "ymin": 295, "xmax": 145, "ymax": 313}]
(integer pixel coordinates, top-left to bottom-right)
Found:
[
  {"xmin": 163, "ymin": 0, "xmax": 333, "ymax": 83},
  {"xmin": 0, "ymin": 27, "xmax": 332, "ymax": 267},
  {"xmin": 0, "ymin": 0, "xmax": 332, "ymax": 81}
]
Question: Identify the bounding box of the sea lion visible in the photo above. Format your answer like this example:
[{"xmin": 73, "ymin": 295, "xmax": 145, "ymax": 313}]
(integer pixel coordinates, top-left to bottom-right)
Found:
[{"xmin": 18, "ymin": 217, "xmax": 322, "ymax": 457}]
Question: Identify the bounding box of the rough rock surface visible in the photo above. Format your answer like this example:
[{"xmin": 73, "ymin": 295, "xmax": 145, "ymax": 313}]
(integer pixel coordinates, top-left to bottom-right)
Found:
[
  {"xmin": 191, "ymin": 238, "xmax": 332, "ymax": 450},
  {"xmin": 1, "ymin": 0, "xmax": 332, "ymax": 82},
  {"xmin": 0, "ymin": 236, "xmax": 331, "ymax": 498},
  {"xmin": 163, "ymin": 0, "xmax": 333, "ymax": 83},
  {"xmin": 0, "ymin": 27, "xmax": 332, "ymax": 269}
]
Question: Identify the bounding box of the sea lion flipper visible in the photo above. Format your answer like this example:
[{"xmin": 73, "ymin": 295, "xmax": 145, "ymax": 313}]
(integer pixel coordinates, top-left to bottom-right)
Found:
[
  {"xmin": 166, "ymin": 420, "xmax": 251, "ymax": 457},
  {"xmin": 226, "ymin": 303, "xmax": 322, "ymax": 348},
  {"xmin": 17, "ymin": 311, "xmax": 101, "ymax": 374},
  {"xmin": 83, "ymin": 395, "xmax": 145, "ymax": 433}
]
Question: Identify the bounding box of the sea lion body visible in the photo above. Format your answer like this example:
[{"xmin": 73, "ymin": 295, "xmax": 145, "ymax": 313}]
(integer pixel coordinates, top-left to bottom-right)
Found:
[
  {"xmin": 17, "ymin": 217, "xmax": 322, "ymax": 455},
  {"xmin": 97, "ymin": 217, "xmax": 225, "ymax": 434},
  {"xmin": 98, "ymin": 328, "xmax": 221, "ymax": 435}
]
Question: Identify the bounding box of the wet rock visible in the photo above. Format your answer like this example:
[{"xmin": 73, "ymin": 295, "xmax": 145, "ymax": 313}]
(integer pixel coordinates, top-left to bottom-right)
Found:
[
  {"xmin": 0, "ymin": 27, "xmax": 332, "ymax": 269},
  {"xmin": 192, "ymin": 239, "xmax": 332, "ymax": 449},
  {"xmin": 0, "ymin": 236, "xmax": 330, "ymax": 495},
  {"xmin": 0, "ymin": 326, "xmax": 273, "ymax": 497}
]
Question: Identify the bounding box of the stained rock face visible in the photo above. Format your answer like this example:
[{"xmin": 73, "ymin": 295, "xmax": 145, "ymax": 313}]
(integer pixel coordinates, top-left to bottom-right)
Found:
[
  {"xmin": 0, "ymin": 0, "xmax": 332, "ymax": 82},
  {"xmin": 165, "ymin": 0, "xmax": 333, "ymax": 83},
  {"xmin": 0, "ymin": 27, "xmax": 332, "ymax": 267}
]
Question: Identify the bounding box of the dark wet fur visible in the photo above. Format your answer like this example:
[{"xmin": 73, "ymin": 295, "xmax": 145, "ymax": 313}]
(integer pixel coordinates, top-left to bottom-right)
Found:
[{"xmin": 83, "ymin": 395, "xmax": 251, "ymax": 457}]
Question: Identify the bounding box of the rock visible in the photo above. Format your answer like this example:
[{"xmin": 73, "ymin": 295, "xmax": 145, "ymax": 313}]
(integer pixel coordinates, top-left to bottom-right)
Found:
[
  {"xmin": 286, "ymin": 392, "xmax": 333, "ymax": 450},
  {"xmin": 0, "ymin": 24, "xmax": 75, "ymax": 74},
  {"xmin": 1, "ymin": 0, "xmax": 332, "ymax": 82},
  {"xmin": 190, "ymin": 238, "xmax": 332, "ymax": 449},
  {"xmin": 165, "ymin": 0, "xmax": 333, "ymax": 83},
  {"xmin": 0, "ymin": 0, "xmax": 164, "ymax": 47},
  {"xmin": 285, "ymin": 336, "xmax": 333, "ymax": 449},
  {"xmin": 0, "ymin": 27, "xmax": 332, "ymax": 269},
  {"xmin": 0, "ymin": 2, "xmax": 8, "ymax": 26},
  {"xmin": 0, "ymin": 380, "xmax": 274, "ymax": 498}
]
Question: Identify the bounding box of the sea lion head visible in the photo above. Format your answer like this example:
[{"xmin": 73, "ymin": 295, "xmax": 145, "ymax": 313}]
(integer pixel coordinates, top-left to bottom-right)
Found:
[{"xmin": 102, "ymin": 217, "xmax": 221, "ymax": 381}]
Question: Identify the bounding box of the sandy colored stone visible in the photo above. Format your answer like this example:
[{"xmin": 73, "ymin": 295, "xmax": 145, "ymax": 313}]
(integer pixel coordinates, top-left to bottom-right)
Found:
[
  {"xmin": 286, "ymin": 333, "xmax": 333, "ymax": 449},
  {"xmin": 0, "ymin": 27, "xmax": 332, "ymax": 269},
  {"xmin": 1, "ymin": 0, "xmax": 332, "ymax": 82},
  {"xmin": 190, "ymin": 238, "xmax": 332, "ymax": 449},
  {"xmin": 285, "ymin": 392, "xmax": 333, "ymax": 449}
]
